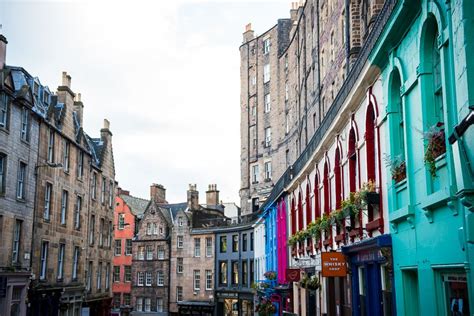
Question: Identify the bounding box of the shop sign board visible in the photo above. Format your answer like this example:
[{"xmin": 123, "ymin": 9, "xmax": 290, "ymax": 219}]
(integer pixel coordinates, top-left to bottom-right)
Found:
[{"xmin": 321, "ymin": 252, "xmax": 347, "ymax": 277}]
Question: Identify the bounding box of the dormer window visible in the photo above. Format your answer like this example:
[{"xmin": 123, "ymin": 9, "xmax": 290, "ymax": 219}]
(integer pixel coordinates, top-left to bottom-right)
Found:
[
  {"xmin": 43, "ymin": 92, "xmax": 49, "ymax": 104},
  {"xmin": 178, "ymin": 217, "xmax": 183, "ymax": 227},
  {"xmin": 33, "ymin": 82, "xmax": 39, "ymax": 99}
]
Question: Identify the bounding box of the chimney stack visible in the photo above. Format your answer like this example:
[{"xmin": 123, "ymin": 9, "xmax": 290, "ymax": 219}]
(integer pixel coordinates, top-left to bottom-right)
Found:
[
  {"xmin": 187, "ymin": 184, "xmax": 199, "ymax": 210},
  {"xmin": 61, "ymin": 71, "xmax": 72, "ymax": 88},
  {"xmin": 0, "ymin": 35, "xmax": 7, "ymax": 70},
  {"xmin": 73, "ymin": 93, "xmax": 84, "ymax": 126},
  {"xmin": 100, "ymin": 118, "xmax": 113, "ymax": 141},
  {"xmin": 117, "ymin": 187, "xmax": 130, "ymax": 196},
  {"xmin": 243, "ymin": 23, "xmax": 254, "ymax": 43},
  {"xmin": 290, "ymin": 2, "xmax": 299, "ymax": 21},
  {"xmin": 206, "ymin": 184, "xmax": 220, "ymax": 206},
  {"xmin": 150, "ymin": 184, "xmax": 167, "ymax": 204}
]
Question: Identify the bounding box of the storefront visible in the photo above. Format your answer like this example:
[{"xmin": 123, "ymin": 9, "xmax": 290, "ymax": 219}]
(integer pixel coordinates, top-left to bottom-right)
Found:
[
  {"xmin": 178, "ymin": 301, "xmax": 215, "ymax": 315},
  {"xmin": 215, "ymin": 291, "xmax": 253, "ymax": 316},
  {"xmin": 341, "ymin": 234, "xmax": 395, "ymax": 316}
]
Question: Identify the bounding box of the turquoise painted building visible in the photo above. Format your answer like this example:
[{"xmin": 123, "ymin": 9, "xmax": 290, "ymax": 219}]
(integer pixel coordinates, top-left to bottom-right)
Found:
[{"xmin": 371, "ymin": 0, "xmax": 474, "ymax": 314}]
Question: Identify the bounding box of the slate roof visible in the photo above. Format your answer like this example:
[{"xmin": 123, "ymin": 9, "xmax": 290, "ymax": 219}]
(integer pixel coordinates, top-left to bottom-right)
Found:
[
  {"xmin": 121, "ymin": 194, "xmax": 150, "ymax": 218},
  {"xmin": 158, "ymin": 202, "xmax": 188, "ymax": 223}
]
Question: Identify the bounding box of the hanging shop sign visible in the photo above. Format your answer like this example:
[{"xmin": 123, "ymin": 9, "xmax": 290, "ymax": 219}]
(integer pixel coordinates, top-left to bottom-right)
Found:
[
  {"xmin": 321, "ymin": 252, "xmax": 347, "ymax": 277},
  {"xmin": 286, "ymin": 268, "xmax": 301, "ymax": 282}
]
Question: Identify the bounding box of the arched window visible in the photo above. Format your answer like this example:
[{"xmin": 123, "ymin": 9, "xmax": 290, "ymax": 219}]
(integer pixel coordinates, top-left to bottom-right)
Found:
[
  {"xmin": 291, "ymin": 197, "xmax": 296, "ymax": 236},
  {"xmin": 314, "ymin": 173, "xmax": 321, "ymax": 219},
  {"xmin": 334, "ymin": 148, "xmax": 343, "ymax": 236},
  {"xmin": 305, "ymin": 182, "xmax": 312, "ymax": 226},
  {"xmin": 390, "ymin": 70, "xmax": 405, "ymax": 161},
  {"xmin": 323, "ymin": 162, "xmax": 330, "ymax": 215},
  {"xmin": 298, "ymin": 192, "xmax": 303, "ymax": 231},
  {"xmin": 366, "ymin": 104, "xmax": 376, "ymax": 222},
  {"xmin": 348, "ymin": 128, "xmax": 357, "ymax": 192}
]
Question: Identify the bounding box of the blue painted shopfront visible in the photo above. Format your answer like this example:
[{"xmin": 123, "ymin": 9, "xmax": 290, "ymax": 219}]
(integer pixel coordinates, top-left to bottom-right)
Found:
[
  {"xmin": 264, "ymin": 206, "xmax": 277, "ymax": 274},
  {"xmin": 342, "ymin": 235, "xmax": 395, "ymax": 316}
]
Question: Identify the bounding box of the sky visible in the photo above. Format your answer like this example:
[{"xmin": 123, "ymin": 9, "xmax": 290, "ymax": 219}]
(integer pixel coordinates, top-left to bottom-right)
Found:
[{"xmin": 0, "ymin": 0, "xmax": 290, "ymax": 204}]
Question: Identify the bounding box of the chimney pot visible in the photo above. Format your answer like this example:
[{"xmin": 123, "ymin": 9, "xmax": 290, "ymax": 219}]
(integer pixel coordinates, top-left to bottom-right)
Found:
[
  {"xmin": 187, "ymin": 184, "xmax": 199, "ymax": 210},
  {"xmin": 0, "ymin": 35, "xmax": 7, "ymax": 70},
  {"xmin": 150, "ymin": 183, "xmax": 167, "ymax": 203}
]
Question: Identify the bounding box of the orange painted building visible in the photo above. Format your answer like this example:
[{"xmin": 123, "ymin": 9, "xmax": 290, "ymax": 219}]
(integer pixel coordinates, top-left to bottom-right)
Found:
[{"xmin": 112, "ymin": 188, "xmax": 149, "ymax": 316}]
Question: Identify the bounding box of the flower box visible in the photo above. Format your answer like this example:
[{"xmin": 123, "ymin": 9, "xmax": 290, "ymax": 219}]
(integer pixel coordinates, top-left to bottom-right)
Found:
[
  {"xmin": 323, "ymin": 238, "xmax": 332, "ymax": 247},
  {"xmin": 335, "ymin": 233, "xmax": 345, "ymax": 243},
  {"xmin": 349, "ymin": 229, "xmax": 360, "ymax": 238},
  {"xmin": 366, "ymin": 218, "xmax": 383, "ymax": 232},
  {"xmin": 365, "ymin": 192, "xmax": 380, "ymax": 205}
]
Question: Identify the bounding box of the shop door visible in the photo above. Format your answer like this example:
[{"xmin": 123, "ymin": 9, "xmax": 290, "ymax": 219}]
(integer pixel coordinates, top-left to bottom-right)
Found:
[
  {"xmin": 443, "ymin": 273, "xmax": 470, "ymax": 315},
  {"xmin": 327, "ymin": 278, "xmax": 336, "ymax": 316},
  {"xmin": 366, "ymin": 263, "xmax": 382, "ymax": 316}
]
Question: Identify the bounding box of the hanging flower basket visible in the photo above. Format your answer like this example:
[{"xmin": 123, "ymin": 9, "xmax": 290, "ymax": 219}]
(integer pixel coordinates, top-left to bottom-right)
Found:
[
  {"xmin": 264, "ymin": 271, "xmax": 277, "ymax": 280},
  {"xmin": 384, "ymin": 154, "xmax": 406, "ymax": 183},
  {"xmin": 255, "ymin": 298, "xmax": 276, "ymax": 316},
  {"xmin": 300, "ymin": 275, "xmax": 321, "ymax": 291}
]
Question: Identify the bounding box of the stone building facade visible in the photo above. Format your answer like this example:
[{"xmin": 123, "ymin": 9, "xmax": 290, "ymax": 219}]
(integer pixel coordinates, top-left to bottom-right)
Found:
[
  {"xmin": 112, "ymin": 189, "xmax": 149, "ymax": 316},
  {"xmin": 131, "ymin": 187, "xmax": 170, "ymax": 315},
  {"xmin": 239, "ymin": 0, "xmax": 377, "ymax": 214},
  {"xmin": 0, "ymin": 35, "xmax": 39, "ymax": 316},
  {"xmin": 20, "ymin": 70, "xmax": 116, "ymax": 315},
  {"xmin": 169, "ymin": 184, "xmax": 227, "ymax": 316}
]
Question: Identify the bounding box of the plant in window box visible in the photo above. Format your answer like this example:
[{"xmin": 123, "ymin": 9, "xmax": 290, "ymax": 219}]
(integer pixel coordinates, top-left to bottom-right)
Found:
[
  {"xmin": 384, "ymin": 154, "xmax": 406, "ymax": 183},
  {"xmin": 330, "ymin": 209, "xmax": 345, "ymax": 225},
  {"xmin": 319, "ymin": 213, "xmax": 331, "ymax": 233},
  {"xmin": 300, "ymin": 275, "xmax": 321, "ymax": 291},
  {"xmin": 359, "ymin": 180, "xmax": 379, "ymax": 206},
  {"xmin": 264, "ymin": 271, "xmax": 277, "ymax": 280},
  {"xmin": 423, "ymin": 123, "xmax": 446, "ymax": 177},
  {"xmin": 307, "ymin": 221, "xmax": 321, "ymax": 242},
  {"xmin": 341, "ymin": 192, "xmax": 361, "ymax": 217}
]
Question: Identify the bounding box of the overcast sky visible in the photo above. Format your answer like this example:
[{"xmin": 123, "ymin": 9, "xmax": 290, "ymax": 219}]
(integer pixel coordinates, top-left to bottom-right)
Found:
[{"xmin": 0, "ymin": 0, "xmax": 290, "ymax": 204}]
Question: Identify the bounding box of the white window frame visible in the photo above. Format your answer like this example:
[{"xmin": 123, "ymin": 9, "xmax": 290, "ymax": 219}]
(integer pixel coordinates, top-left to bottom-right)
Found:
[
  {"xmin": 177, "ymin": 236, "xmax": 184, "ymax": 249},
  {"xmin": 136, "ymin": 298, "xmax": 143, "ymax": 311},
  {"xmin": 17, "ymin": 162, "xmax": 26, "ymax": 200},
  {"xmin": 157, "ymin": 298, "xmax": 163, "ymax": 312},
  {"xmin": 264, "ymin": 127, "xmax": 271, "ymax": 147},
  {"xmin": 57, "ymin": 243, "xmax": 65, "ymax": 280},
  {"xmin": 118, "ymin": 213, "xmax": 125, "ymax": 230},
  {"xmin": 252, "ymin": 164, "xmax": 259, "ymax": 183},
  {"xmin": 74, "ymin": 196, "xmax": 82, "ymax": 230},
  {"xmin": 177, "ymin": 258, "xmax": 183, "ymax": 274},
  {"xmin": 263, "ymin": 64, "xmax": 270, "ymax": 83},
  {"xmin": 157, "ymin": 271, "xmax": 164, "ymax": 286},
  {"xmin": 97, "ymin": 262, "xmax": 102, "ymax": 290},
  {"xmin": 101, "ymin": 176, "xmax": 106, "ymax": 204},
  {"xmin": 145, "ymin": 272, "xmax": 152, "ymax": 286},
  {"xmin": 63, "ymin": 140, "xmax": 70, "ymax": 172},
  {"xmin": 138, "ymin": 246, "xmax": 145, "ymax": 260},
  {"xmin": 157, "ymin": 246, "xmax": 165, "ymax": 260},
  {"xmin": 194, "ymin": 270, "xmax": 201, "ymax": 291},
  {"xmin": 264, "ymin": 93, "xmax": 271, "ymax": 113},
  {"xmin": 144, "ymin": 298, "xmax": 151, "ymax": 312},
  {"xmin": 264, "ymin": 161, "xmax": 272, "ymax": 180},
  {"xmin": 115, "ymin": 240, "xmax": 122, "ymax": 256},
  {"xmin": 40, "ymin": 241, "xmax": 49, "ymax": 280},
  {"xmin": 77, "ymin": 150, "xmax": 84, "ymax": 179},
  {"xmin": 146, "ymin": 245, "xmax": 153, "ymax": 260},
  {"xmin": 206, "ymin": 270, "xmax": 212, "ymax": 290},
  {"xmin": 124, "ymin": 265, "xmax": 132, "ymax": 282},
  {"xmin": 137, "ymin": 272, "xmax": 144, "ymax": 286},
  {"xmin": 12, "ymin": 220, "xmax": 21, "ymax": 264},
  {"xmin": 60, "ymin": 190, "xmax": 68, "ymax": 225},
  {"xmin": 176, "ymin": 287, "xmax": 183, "ymax": 302},
  {"xmin": 125, "ymin": 239, "xmax": 132, "ymax": 255},
  {"xmin": 263, "ymin": 38, "xmax": 270, "ymax": 54},
  {"xmin": 206, "ymin": 237, "xmax": 212, "ymax": 257},
  {"xmin": 44, "ymin": 183, "xmax": 52, "ymax": 220},
  {"xmin": 194, "ymin": 238, "xmax": 201, "ymax": 257},
  {"xmin": 72, "ymin": 247, "xmax": 79, "ymax": 280},
  {"xmin": 0, "ymin": 93, "xmax": 8, "ymax": 128},
  {"xmin": 20, "ymin": 107, "xmax": 29, "ymax": 142},
  {"xmin": 47, "ymin": 129, "xmax": 54, "ymax": 162},
  {"xmin": 91, "ymin": 172, "xmax": 97, "ymax": 199}
]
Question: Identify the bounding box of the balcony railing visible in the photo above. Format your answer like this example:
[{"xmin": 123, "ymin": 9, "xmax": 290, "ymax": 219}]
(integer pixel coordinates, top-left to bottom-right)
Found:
[{"xmin": 262, "ymin": 0, "xmax": 398, "ymax": 210}]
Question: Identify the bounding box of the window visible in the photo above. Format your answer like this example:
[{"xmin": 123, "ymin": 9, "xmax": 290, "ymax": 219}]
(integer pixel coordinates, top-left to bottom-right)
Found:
[
  {"xmin": 264, "ymin": 93, "xmax": 271, "ymax": 112},
  {"xmin": 251, "ymin": 76, "xmax": 256, "ymax": 86},
  {"xmin": 16, "ymin": 162, "xmax": 26, "ymax": 200},
  {"xmin": 44, "ymin": 183, "xmax": 52, "ymax": 220},
  {"xmin": 251, "ymin": 165, "xmax": 259, "ymax": 183},
  {"xmin": 206, "ymin": 237, "xmax": 212, "ymax": 257},
  {"xmin": 86, "ymin": 261, "xmax": 92, "ymax": 291},
  {"xmin": 144, "ymin": 298, "xmax": 151, "ymax": 312},
  {"xmin": 137, "ymin": 272, "xmax": 144, "ymax": 286},
  {"xmin": 232, "ymin": 261, "xmax": 239, "ymax": 285},
  {"xmin": 177, "ymin": 258, "xmax": 183, "ymax": 274},
  {"xmin": 89, "ymin": 215, "xmax": 95, "ymax": 245},
  {"xmin": 206, "ymin": 270, "xmax": 212, "ymax": 290},
  {"xmin": 194, "ymin": 270, "xmax": 201, "ymax": 290},
  {"xmin": 113, "ymin": 294, "xmax": 121, "ymax": 309},
  {"xmin": 12, "ymin": 220, "xmax": 21, "ymax": 264},
  {"xmin": 146, "ymin": 245, "xmax": 153, "ymax": 260},
  {"xmin": 157, "ymin": 298, "xmax": 163, "ymax": 312},
  {"xmin": 145, "ymin": 272, "xmax": 152, "ymax": 286},
  {"xmin": 136, "ymin": 298, "xmax": 143, "ymax": 311},
  {"xmin": 123, "ymin": 294, "xmax": 131, "ymax": 306},
  {"xmin": 194, "ymin": 238, "xmax": 201, "ymax": 257},
  {"xmin": 60, "ymin": 190, "xmax": 68, "ymax": 225},
  {"xmin": 264, "ymin": 161, "xmax": 272, "ymax": 180},
  {"xmin": 138, "ymin": 246, "xmax": 145, "ymax": 260},
  {"xmin": 263, "ymin": 64, "xmax": 270, "ymax": 83},
  {"xmin": 101, "ymin": 176, "xmax": 106, "ymax": 204},
  {"xmin": 157, "ymin": 271, "xmax": 164, "ymax": 286},
  {"xmin": 97, "ymin": 262, "xmax": 102, "ymax": 290},
  {"xmin": 264, "ymin": 127, "xmax": 271, "ymax": 147},
  {"xmin": 20, "ymin": 107, "xmax": 30, "ymax": 141},
  {"xmin": 242, "ymin": 260, "xmax": 248, "ymax": 286},
  {"xmin": 40, "ymin": 241, "xmax": 49, "ymax": 280},
  {"xmin": 63, "ymin": 140, "xmax": 70, "ymax": 172},
  {"xmin": 153, "ymin": 223, "xmax": 158, "ymax": 235},
  {"xmin": 124, "ymin": 266, "xmax": 131, "ymax": 282},
  {"xmin": 232, "ymin": 234, "xmax": 239, "ymax": 252},
  {"xmin": 108, "ymin": 180, "xmax": 114, "ymax": 208},
  {"xmin": 263, "ymin": 38, "xmax": 270, "ymax": 54},
  {"xmin": 105, "ymin": 263, "xmax": 110, "ymax": 289},
  {"xmin": 157, "ymin": 246, "xmax": 165, "ymax": 260},
  {"xmin": 57, "ymin": 243, "xmax": 65, "ymax": 280},
  {"xmin": 159, "ymin": 226, "xmax": 164, "ymax": 235},
  {"xmin": 219, "ymin": 261, "xmax": 228, "ymax": 285},
  {"xmin": 250, "ymin": 232, "xmax": 254, "ymax": 251},
  {"xmin": 43, "ymin": 91, "xmax": 50, "ymax": 104},
  {"xmin": 177, "ymin": 236, "xmax": 184, "ymax": 248},
  {"xmin": 178, "ymin": 216, "xmax": 183, "ymax": 226},
  {"xmin": 115, "ymin": 240, "xmax": 122, "ymax": 256},
  {"xmin": 113, "ymin": 266, "xmax": 120, "ymax": 282},
  {"xmin": 242, "ymin": 234, "xmax": 247, "ymax": 252},
  {"xmin": 285, "ymin": 113, "xmax": 289, "ymax": 134},
  {"xmin": 0, "ymin": 154, "xmax": 5, "ymax": 195},
  {"xmin": 220, "ymin": 236, "xmax": 227, "ymax": 253},
  {"xmin": 250, "ymin": 260, "xmax": 254, "ymax": 284},
  {"xmin": 0, "ymin": 93, "xmax": 9, "ymax": 128},
  {"xmin": 91, "ymin": 172, "xmax": 97, "ymax": 199},
  {"xmin": 74, "ymin": 196, "xmax": 82, "ymax": 230},
  {"xmin": 285, "ymin": 82, "xmax": 289, "ymax": 101},
  {"xmin": 176, "ymin": 287, "xmax": 183, "ymax": 302},
  {"xmin": 118, "ymin": 213, "xmax": 125, "ymax": 230},
  {"xmin": 286, "ymin": 149, "xmax": 290, "ymax": 167},
  {"xmin": 72, "ymin": 247, "xmax": 79, "ymax": 280},
  {"xmin": 146, "ymin": 223, "xmax": 152, "ymax": 235},
  {"xmin": 99, "ymin": 218, "xmax": 104, "ymax": 246},
  {"xmin": 125, "ymin": 239, "xmax": 132, "ymax": 255},
  {"xmin": 77, "ymin": 150, "xmax": 84, "ymax": 179}
]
